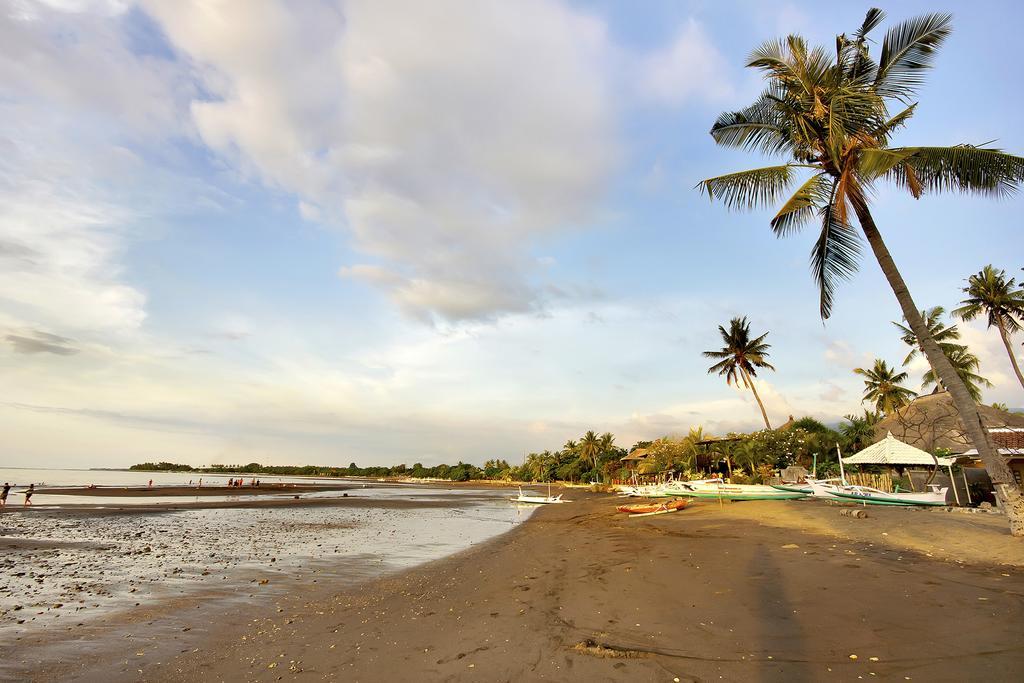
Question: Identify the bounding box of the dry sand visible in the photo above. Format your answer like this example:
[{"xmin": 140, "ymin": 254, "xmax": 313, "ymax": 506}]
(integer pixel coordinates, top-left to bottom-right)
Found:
[{"xmin": 10, "ymin": 492, "xmax": 1023, "ymax": 682}]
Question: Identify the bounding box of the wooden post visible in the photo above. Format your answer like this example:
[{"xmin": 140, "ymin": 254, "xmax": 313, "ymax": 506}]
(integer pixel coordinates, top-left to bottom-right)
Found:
[{"xmin": 948, "ymin": 464, "xmax": 961, "ymax": 506}]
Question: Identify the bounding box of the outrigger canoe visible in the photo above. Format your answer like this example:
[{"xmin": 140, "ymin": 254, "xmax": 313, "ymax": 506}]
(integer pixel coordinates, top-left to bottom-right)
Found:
[
  {"xmin": 617, "ymin": 499, "xmax": 689, "ymax": 515},
  {"xmin": 665, "ymin": 481, "xmax": 807, "ymax": 501},
  {"xmin": 826, "ymin": 486, "xmax": 948, "ymax": 507}
]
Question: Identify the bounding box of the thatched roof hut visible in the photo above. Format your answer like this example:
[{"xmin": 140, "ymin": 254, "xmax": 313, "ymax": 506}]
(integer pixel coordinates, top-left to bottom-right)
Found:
[
  {"xmin": 873, "ymin": 391, "xmax": 1024, "ymax": 454},
  {"xmin": 776, "ymin": 415, "xmax": 797, "ymax": 431}
]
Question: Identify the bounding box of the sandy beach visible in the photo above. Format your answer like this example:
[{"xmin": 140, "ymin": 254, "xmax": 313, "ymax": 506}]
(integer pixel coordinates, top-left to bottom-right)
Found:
[{"xmin": 6, "ymin": 491, "xmax": 1023, "ymax": 682}]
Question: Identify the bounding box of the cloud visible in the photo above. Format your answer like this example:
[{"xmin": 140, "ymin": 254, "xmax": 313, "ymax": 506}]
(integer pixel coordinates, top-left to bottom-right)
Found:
[
  {"xmin": 1, "ymin": 3, "xmax": 194, "ymax": 139},
  {"xmin": 0, "ymin": 147, "xmax": 147, "ymax": 335},
  {"xmin": 5, "ymin": 330, "xmax": 79, "ymax": 355},
  {"xmin": 635, "ymin": 19, "xmax": 733, "ymax": 106},
  {"xmin": 142, "ymin": 0, "xmax": 619, "ymax": 323}
]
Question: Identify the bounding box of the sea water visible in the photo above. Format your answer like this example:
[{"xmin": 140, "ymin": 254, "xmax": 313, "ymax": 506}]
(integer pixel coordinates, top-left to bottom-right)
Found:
[{"xmin": 0, "ymin": 469, "xmax": 532, "ymax": 644}]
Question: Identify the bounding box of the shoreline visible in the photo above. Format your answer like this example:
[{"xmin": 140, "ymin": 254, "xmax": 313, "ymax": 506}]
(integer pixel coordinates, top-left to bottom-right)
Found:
[{"xmin": 8, "ymin": 493, "xmax": 1023, "ymax": 681}]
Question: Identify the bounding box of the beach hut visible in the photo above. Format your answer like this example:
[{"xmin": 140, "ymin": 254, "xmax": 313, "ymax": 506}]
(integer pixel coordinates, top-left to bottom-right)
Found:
[
  {"xmin": 620, "ymin": 448, "xmax": 652, "ymax": 480},
  {"xmin": 842, "ymin": 431, "xmax": 960, "ymax": 503}
]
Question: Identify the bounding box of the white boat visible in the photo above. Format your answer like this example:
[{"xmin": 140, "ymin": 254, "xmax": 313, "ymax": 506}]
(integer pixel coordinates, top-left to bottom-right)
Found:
[
  {"xmin": 827, "ymin": 484, "xmax": 948, "ymax": 507},
  {"xmin": 805, "ymin": 477, "xmax": 845, "ymax": 499},
  {"xmin": 806, "ymin": 477, "xmax": 948, "ymax": 507},
  {"xmin": 511, "ymin": 485, "xmax": 567, "ymax": 504},
  {"xmin": 664, "ymin": 479, "xmax": 807, "ymax": 501}
]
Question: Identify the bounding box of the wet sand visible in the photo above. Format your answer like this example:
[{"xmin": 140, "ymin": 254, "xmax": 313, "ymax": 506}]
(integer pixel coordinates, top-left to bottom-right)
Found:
[
  {"xmin": 13, "ymin": 493, "xmax": 1023, "ymax": 681},
  {"xmin": 35, "ymin": 483, "xmax": 356, "ymax": 497}
]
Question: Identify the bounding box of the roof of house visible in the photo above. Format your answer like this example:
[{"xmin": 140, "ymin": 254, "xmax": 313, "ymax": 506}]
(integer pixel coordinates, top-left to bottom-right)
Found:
[
  {"xmin": 620, "ymin": 448, "xmax": 650, "ymax": 462},
  {"xmin": 872, "ymin": 391, "xmax": 1024, "ymax": 453}
]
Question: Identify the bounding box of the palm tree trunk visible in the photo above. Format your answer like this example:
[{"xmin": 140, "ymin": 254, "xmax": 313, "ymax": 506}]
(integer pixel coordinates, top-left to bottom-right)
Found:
[
  {"xmin": 996, "ymin": 319, "xmax": 1024, "ymax": 390},
  {"xmin": 740, "ymin": 366, "xmax": 772, "ymax": 429},
  {"xmin": 852, "ymin": 198, "xmax": 1024, "ymax": 536}
]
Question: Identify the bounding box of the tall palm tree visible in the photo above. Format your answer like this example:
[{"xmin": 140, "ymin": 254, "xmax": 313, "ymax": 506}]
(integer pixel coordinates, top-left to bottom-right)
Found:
[
  {"xmin": 922, "ymin": 346, "xmax": 992, "ymax": 402},
  {"xmin": 703, "ymin": 316, "xmax": 776, "ymax": 429},
  {"xmin": 579, "ymin": 431, "xmax": 601, "ymax": 472},
  {"xmin": 697, "ymin": 9, "xmax": 1024, "ymax": 533},
  {"xmin": 953, "ymin": 265, "xmax": 1024, "ymax": 390},
  {"xmin": 893, "ymin": 306, "xmax": 962, "ymax": 366},
  {"xmin": 853, "ymin": 359, "xmax": 915, "ymax": 415}
]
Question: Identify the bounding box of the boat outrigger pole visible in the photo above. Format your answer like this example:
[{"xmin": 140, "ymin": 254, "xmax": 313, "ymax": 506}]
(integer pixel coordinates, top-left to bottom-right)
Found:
[{"xmin": 836, "ymin": 442, "xmax": 847, "ymax": 485}]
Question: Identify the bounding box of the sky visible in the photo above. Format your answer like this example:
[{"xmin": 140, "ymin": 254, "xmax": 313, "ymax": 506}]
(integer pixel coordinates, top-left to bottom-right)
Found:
[{"xmin": 1, "ymin": 0, "xmax": 1022, "ymax": 469}]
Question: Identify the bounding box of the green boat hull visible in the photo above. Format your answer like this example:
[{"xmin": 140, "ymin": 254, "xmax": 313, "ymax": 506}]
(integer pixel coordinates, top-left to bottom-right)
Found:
[
  {"xmin": 827, "ymin": 490, "xmax": 947, "ymax": 507},
  {"xmin": 770, "ymin": 484, "xmax": 812, "ymax": 494}
]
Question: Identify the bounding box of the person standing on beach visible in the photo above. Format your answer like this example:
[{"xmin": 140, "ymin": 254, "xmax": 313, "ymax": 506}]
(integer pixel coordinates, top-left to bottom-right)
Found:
[
  {"xmin": 1, "ymin": 482, "xmax": 9, "ymax": 507},
  {"xmin": 24, "ymin": 484, "xmax": 33, "ymax": 506}
]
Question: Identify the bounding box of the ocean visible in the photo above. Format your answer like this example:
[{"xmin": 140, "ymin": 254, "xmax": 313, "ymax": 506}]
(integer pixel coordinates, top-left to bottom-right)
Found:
[{"xmin": 0, "ymin": 468, "xmax": 532, "ymax": 646}]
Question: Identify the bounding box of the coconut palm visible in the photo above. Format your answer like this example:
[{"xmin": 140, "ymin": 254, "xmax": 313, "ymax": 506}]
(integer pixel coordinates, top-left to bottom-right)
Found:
[
  {"xmin": 697, "ymin": 9, "xmax": 1024, "ymax": 533},
  {"xmin": 854, "ymin": 359, "xmax": 915, "ymax": 415},
  {"xmin": 893, "ymin": 306, "xmax": 962, "ymax": 366},
  {"xmin": 922, "ymin": 346, "xmax": 992, "ymax": 402},
  {"xmin": 704, "ymin": 316, "xmax": 776, "ymax": 429},
  {"xmin": 953, "ymin": 265, "xmax": 1024, "ymax": 390},
  {"xmin": 579, "ymin": 431, "xmax": 601, "ymax": 472}
]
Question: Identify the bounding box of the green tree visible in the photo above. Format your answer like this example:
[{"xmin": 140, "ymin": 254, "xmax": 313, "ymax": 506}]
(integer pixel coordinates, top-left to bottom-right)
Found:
[
  {"xmin": 839, "ymin": 410, "xmax": 881, "ymax": 452},
  {"xmin": 703, "ymin": 316, "xmax": 776, "ymax": 429},
  {"xmin": 579, "ymin": 431, "xmax": 601, "ymax": 472},
  {"xmin": 954, "ymin": 265, "xmax": 1024, "ymax": 390},
  {"xmin": 854, "ymin": 359, "xmax": 915, "ymax": 415},
  {"xmin": 697, "ymin": 8, "xmax": 1024, "ymax": 532},
  {"xmin": 922, "ymin": 346, "xmax": 991, "ymax": 402}
]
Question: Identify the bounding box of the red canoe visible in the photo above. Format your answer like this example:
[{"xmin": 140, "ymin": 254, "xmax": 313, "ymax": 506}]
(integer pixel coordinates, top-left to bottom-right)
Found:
[{"xmin": 616, "ymin": 499, "xmax": 690, "ymax": 515}]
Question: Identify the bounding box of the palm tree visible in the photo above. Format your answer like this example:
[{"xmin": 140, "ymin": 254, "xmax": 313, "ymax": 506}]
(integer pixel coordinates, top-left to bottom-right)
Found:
[
  {"xmin": 703, "ymin": 316, "xmax": 776, "ymax": 429},
  {"xmin": 579, "ymin": 431, "xmax": 601, "ymax": 472},
  {"xmin": 697, "ymin": 9, "xmax": 1024, "ymax": 533},
  {"xmin": 893, "ymin": 306, "xmax": 962, "ymax": 366},
  {"xmin": 922, "ymin": 346, "xmax": 992, "ymax": 402},
  {"xmin": 953, "ymin": 265, "xmax": 1024, "ymax": 390},
  {"xmin": 839, "ymin": 410, "xmax": 881, "ymax": 452},
  {"xmin": 854, "ymin": 359, "xmax": 915, "ymax": 415}
]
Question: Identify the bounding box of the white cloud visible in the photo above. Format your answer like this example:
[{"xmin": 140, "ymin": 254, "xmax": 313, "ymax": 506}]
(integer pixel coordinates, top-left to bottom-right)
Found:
[
  {"xmin": 142, "ymin": 0, "xmax": 620, "ymax": 323},
  {"xmin": 0, "ymin": 142, "xmax": 147, "ymax": 337},
  {"xmin": 635, "ymin": 19, "xmax": 733, "ymax": 106}
]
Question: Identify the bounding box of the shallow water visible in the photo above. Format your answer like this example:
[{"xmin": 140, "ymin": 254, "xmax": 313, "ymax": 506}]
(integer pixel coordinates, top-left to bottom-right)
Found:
[{"xmin": 0, "ymin": 480, "xmax": 532, "ymax": 645}]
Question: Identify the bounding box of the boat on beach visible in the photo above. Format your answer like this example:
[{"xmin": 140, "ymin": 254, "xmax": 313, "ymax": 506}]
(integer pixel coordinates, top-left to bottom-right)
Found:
[
  {"xmin": 806, "ymin": 477, "xmax": 948, "ymax": 506},
  {"xmin": 616, "ymin": 499, "xmax": 689, "ymax": 515},
  {"xmin": 511, "ymin": 486, "xmax": 568, "ymax": 504},
  {"xmin": 826, "ymin": 485, "xmax": 948, "ymax": 507},
  {"xmin": 666, "ymin": 479, "xmax": 807, "ymax": 501}
]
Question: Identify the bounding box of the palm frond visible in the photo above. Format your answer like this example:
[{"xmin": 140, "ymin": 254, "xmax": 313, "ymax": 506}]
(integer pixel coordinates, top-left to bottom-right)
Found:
[
  {"xmin": 697, "ymin": 165, "xmax": 800, "ymax": 210},
  {"xmin": 770, "ymin": 172, "xmax": 830, "ymax": 235},
  {"xmin": 873, "ymin": 103, "xmax": 917, "ymax": 139},
  {"xmin": 874, "ymin": 13, "xmax": 952, "ymax": 98},
  {"xmin": 710, "ymin": 89, "xmax": 793, "ymax": 157},
  {"xmin": 858, "ymin": 148, "xmax": 917, "ymax": 179},
  {"xmin": 811, "ymin": 200, "xmax": 862, "ymax": 319},
  {"xmin": 856, "ymin": 8, "xmax": 886, "ymax": 41},
  {"xmin": 895, "ymin": 145, "xmax": 1024, "ymax": 197}
]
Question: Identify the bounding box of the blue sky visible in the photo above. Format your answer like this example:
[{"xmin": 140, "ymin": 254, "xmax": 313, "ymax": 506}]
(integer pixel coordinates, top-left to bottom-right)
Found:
[{"xmin": 1, "ymin": 0, "xmax": 1022, "ymax": 468}]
